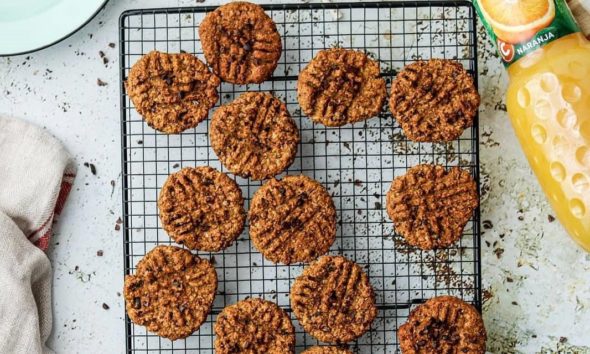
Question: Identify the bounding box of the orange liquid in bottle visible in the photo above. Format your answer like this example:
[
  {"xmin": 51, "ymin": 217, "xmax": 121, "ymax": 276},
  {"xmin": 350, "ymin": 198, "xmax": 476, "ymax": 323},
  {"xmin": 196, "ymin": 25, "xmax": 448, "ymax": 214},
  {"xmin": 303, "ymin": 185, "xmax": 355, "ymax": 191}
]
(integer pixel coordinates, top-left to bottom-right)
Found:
[{"xmin": 506, "ymin": 32, "xmax": 590, "ymax": 249}]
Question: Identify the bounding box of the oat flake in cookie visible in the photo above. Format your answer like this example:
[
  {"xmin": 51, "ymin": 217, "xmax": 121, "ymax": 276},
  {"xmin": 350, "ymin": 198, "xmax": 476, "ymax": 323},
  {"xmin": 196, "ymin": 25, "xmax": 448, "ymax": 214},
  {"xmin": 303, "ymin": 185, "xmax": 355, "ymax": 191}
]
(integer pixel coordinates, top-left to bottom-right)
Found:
[
  {"xmin": 158, "ymin": 166, "xmax": 246, "ymax": 252},
  {"xmin": 249, "ymin": 175, "xmax": 336, "ymax": 264},
  {"xmin": 389, "ymin": 59, "xmax": 480, "ymax": 142},
  {"xmin": 210, "ymin": 92, "xmax": 300, "ymax": 180},
  {"xmin": 386, "ymin": 164, "xmax": 478, "ymax": 250},
  {"xmin": 297, "ymin": 48, "xmax": 387, "ymax": 127},
  {"xmin": 291, "ymin": 255, "xmax": 377, "ymax": 343},
  {"xmin": 125, "ymin": 50, "xmax": 220, "ymax": 134},
  {"xmin": 398, "ymin": 296, "xmax": 486, "ymax": 354},
  {"xmin": 214, "ymin": 298, "xmax": 295, "ymax": 354},
  {"xmin": 123, "ymin": 245, "xmax": 217, "ymax": 340},
  {"xmin": 302, "ymin": 346, "xmax": 353, "ymax": 354},
  {"xmin": 199, "ymin": 1, "xmax": 282, "ymax": 84}
]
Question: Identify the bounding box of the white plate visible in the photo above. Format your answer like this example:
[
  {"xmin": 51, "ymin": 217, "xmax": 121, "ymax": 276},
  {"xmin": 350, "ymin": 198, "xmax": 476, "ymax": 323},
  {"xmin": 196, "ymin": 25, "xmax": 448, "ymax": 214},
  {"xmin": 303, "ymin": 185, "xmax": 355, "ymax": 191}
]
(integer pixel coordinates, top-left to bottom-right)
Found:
[{"xmin": 0, "ymin": 0, "xmax": 107, "ymax": 56}]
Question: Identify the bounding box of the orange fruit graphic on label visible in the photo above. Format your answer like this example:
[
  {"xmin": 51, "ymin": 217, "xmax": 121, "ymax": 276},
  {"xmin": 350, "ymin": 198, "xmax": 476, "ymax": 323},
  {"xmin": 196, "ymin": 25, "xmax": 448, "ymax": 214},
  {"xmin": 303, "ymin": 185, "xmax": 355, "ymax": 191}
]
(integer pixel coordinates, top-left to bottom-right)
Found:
[
  {"xmin": 497, "ymin": 40, "xmax": 516, "ymax": 62},
  {"xmin": 479, "ymin": 0, "xmax": 556, "ymax": 44}
]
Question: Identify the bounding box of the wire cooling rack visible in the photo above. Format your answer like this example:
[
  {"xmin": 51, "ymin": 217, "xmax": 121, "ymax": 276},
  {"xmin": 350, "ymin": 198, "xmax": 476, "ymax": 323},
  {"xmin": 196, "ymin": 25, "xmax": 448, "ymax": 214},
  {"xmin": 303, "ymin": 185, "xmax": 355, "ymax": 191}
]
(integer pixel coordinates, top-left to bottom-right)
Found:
[{"xmin": 119, "ymin": 1, "xmax": 481, "ymax": 353}]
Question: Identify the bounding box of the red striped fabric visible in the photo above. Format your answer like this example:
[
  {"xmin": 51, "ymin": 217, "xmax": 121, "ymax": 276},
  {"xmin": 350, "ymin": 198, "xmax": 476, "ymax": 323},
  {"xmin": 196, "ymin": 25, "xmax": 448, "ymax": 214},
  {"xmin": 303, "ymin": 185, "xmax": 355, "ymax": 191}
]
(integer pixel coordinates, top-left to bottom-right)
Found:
[{"xmin": 28, "ymin": 172, "xmax": 75, "ymax": 251}]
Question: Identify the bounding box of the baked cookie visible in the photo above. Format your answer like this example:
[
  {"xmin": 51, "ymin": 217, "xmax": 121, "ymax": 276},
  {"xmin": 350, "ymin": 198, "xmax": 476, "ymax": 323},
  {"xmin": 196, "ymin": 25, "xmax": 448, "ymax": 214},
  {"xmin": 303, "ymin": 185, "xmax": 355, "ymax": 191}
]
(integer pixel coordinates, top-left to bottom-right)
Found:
[
  {"xmin": 123, "ymin": 245, "xmax": 217, "ymax": 340},
  {"xmin": 386, "ymin": 164, "xmax": 478, "ymax": 250},
  {"xmin": 214, "ymin": 298, "xmax": 295, "ymax": 354},
  {"xmin": 210, "ymin": 92, "xmax": 299, "ymax": 180},
  {"xmin": 199, "ymin": 1, "xmax": 282, "ymax": 84},
  {"xmin": 291, "ymin": 255, "xmax": 377, "ymax": 343},
  {"xmin": 297, "ymin": 48, "xmax": 387, "ymax": 127},
  {"xmin": 158, "ymin": 166, "xmax": 246, "ymax": 252},
  {"xmin": 302, "ymin": 346, "xmax": 353, "ymax": 354},
  {"xmin": 125, "ymin": 50, "xmax": 220, "ymax": 134},
  {"xmin": 249, "ymin": 175, "xmax": 336, "ymax": 264},
  {"xmin": 389, "ymin": 59, "xmax": 480, "ymax": 142},
  {"xmin": 398, "ymin": 296, "xmax": 486, "ymax": 354}
]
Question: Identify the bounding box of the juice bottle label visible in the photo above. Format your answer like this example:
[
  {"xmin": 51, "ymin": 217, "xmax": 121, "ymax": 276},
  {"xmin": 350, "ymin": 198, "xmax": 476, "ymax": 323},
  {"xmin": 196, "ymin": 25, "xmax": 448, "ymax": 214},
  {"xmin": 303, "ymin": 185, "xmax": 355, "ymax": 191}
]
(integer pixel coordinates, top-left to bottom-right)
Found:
[{"xmin": 474, "ymin": 0, "xmax": 581, "ymax": 67}]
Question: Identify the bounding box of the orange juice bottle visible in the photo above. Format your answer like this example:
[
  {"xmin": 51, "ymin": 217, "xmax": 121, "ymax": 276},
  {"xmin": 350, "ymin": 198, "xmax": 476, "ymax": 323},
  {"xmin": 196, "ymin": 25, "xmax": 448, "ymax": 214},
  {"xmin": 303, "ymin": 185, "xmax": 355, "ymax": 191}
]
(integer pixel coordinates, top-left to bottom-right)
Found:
[{"xmin": 474, "ymin": 0, "xmax": 590, "ymax": 250}]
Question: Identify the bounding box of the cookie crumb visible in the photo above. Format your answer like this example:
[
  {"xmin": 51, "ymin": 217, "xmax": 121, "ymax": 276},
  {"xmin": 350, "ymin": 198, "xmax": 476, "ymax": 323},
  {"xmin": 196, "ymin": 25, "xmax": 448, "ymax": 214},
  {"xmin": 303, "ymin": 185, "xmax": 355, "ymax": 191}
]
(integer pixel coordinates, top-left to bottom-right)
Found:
[
  {"xmin": 115, "ymin": 217, "xmax": 122, "ymax": 231},
  {"xmin": 84, "ymin": 162, "xmax": 97, "ymax": 175}
]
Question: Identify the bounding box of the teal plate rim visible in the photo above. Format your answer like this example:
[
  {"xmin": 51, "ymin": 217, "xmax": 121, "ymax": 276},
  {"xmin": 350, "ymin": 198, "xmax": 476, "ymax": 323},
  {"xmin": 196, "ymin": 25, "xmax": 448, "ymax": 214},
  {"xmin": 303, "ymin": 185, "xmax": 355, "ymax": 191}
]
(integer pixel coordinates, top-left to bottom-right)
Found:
[{"xmin": 0, "ymin": 0, "xmax": 108, "ymax": 57}]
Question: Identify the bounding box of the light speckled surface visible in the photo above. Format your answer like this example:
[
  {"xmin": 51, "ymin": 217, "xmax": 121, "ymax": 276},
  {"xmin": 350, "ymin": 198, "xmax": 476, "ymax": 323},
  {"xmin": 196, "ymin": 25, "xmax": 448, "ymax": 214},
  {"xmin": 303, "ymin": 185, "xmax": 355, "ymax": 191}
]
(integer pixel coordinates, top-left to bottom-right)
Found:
[{"xmin": 0, "ymin": 1, "xmax": 589, "ymax": 353}]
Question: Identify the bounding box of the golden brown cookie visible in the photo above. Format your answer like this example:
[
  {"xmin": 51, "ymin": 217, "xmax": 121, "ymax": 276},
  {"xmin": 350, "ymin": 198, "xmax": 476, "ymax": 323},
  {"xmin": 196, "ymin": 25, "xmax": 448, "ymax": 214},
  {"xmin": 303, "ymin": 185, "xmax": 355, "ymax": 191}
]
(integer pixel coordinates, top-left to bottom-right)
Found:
[
  {"xmin": 398, "ymin": 296, "xmax": 486, "ymax": 354},
  {"xmin": 123, "ymin": 245, "xmax": 217, "ymax": 340},
  {"xmin": 249, "ymin": 175, "xmax": 336, "ymax": 264},
  {"xmin": 199, "ymin": 2, "xmax": 282, "ymax": 84},
  {"xmin": 386, "ymin": 164, "xmax": 478, "ymax": 250},
  {"xmin": 389, "ymin": 59, "xmax": 480, "ymax": 142},
  {"xmin": 158, "ymin": 166, "xmax": 246, "ymax": 252},
  {"xmin": 214, "ymin": 298, "xmax": 295, "ymax": 354},
  {"xmin": 302, "ymin": 346, "xmax": 353, "ymax": 354},
  {"xmin": 125, "ymin": 50, "xmax": 220, "ymax": 134},
  {"xmin": 210, "ymin": 92, "xmax": 300, "ymax": 180},
  {"xmin": 297, "ymin": 48, "xmax": 387, "ymax": 127},
  {"xmin": 291, "ymin": 255, "xmax": 377, "ymax": 343}
]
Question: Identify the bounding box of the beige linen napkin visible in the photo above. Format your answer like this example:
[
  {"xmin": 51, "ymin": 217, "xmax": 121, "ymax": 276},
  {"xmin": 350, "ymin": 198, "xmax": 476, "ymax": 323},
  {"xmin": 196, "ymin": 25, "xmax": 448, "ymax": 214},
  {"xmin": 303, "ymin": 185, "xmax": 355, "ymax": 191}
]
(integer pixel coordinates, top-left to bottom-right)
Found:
[{"xmin": 0, "ymin": 116, "xmax": 75, "ymax": 354}]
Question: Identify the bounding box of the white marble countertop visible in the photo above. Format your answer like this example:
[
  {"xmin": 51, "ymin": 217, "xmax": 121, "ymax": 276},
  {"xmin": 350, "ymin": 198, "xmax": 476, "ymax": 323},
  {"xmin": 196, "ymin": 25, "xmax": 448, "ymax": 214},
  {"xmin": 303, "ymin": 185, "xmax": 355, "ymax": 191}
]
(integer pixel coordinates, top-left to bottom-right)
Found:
[{"xmin": 1, "ymin": 0, "xmax": 589, "ymax": 353}]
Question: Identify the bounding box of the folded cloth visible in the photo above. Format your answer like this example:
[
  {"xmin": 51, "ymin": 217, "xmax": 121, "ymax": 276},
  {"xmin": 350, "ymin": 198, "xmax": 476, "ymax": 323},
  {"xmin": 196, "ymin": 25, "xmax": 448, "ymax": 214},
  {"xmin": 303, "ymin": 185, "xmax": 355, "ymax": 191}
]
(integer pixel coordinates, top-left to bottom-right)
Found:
[{"xmin": 0, "ymin": 116, "xmax": 75, "ymax": 354}]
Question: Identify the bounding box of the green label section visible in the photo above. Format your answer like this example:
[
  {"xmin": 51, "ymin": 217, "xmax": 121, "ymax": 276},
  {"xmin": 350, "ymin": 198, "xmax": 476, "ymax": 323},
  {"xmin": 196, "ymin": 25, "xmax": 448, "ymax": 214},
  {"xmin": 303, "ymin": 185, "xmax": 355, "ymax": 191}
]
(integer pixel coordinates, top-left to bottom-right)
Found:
[{"xmin": 474, "ymin": 0, "xmax": 581, "ymax": 67}]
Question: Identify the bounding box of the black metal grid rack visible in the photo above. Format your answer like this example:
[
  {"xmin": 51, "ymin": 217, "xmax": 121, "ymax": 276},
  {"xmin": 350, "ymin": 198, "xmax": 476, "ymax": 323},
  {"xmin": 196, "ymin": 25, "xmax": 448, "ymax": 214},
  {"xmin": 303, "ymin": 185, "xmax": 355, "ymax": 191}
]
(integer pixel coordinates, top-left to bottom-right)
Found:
[{"xmin": 119, "ymin": 2, "xmax": 481, "ymax": 353}]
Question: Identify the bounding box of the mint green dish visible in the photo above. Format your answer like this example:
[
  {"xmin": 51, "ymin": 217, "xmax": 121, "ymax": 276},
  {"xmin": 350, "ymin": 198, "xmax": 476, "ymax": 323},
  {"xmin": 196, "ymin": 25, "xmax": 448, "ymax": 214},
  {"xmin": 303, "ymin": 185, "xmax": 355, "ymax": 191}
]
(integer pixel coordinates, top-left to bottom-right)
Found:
[{"xmin": 0, "ymin": 0, "xmax": 107, "ymax": 56}]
